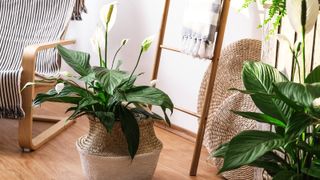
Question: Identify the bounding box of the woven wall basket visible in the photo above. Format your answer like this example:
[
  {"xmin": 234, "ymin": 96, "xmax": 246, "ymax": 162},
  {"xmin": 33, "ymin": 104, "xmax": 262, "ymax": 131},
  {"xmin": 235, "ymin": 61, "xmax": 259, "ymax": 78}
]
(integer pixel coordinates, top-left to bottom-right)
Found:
[
  {"xmin": 76, "ymin": 115, "xmax": 163, "ymax": 180},
  {"xmin": 198, "ymin": 39, "xmax": 262, "ymax": 180},
  {"xmin": 198, "ymin": 39, "xmax": 262, "ymax": 152}
]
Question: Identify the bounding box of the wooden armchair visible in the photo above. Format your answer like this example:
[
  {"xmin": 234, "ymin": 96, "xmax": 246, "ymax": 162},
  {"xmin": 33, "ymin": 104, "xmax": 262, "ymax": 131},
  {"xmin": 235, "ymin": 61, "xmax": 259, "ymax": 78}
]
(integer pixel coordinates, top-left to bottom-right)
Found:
[
  {"xmin": 0, "ymin": 0, "xmax": 78, "ymax": 151},
  {"xmin": 19, "ymin": 40, "xmax": 76, "ymax": 151}
]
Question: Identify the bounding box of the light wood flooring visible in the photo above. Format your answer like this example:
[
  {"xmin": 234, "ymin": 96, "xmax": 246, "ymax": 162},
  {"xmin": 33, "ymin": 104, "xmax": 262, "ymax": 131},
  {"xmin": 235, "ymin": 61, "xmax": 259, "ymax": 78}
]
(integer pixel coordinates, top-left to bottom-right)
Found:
[{"xmin": 0, "ymin": 102, "xmax": 221, "ymax": 179}]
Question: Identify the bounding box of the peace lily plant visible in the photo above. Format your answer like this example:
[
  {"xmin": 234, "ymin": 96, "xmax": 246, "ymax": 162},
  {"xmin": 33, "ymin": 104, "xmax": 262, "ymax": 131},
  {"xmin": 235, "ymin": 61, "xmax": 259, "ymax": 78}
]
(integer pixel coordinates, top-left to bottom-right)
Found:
[
  {"xmin": 213, "ymin": 0, "xmax": 320, "ymax": 179},
  {"xmin": 33, "ymin": 2, "xmax": 173, "ymax": 159}
]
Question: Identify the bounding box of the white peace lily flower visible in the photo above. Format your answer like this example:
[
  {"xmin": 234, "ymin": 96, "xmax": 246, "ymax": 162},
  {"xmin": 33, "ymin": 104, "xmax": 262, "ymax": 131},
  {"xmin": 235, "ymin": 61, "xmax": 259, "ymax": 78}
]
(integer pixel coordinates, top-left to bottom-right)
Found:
[
  {"xmin": 312, "ymin": 98, "xmax": 320, "ymax": 109},
  {"xmin": 286, "ymin": 0, "xmax": 319, "ymax": 33},
  {"xmin": 90, "ymin": 26, "xmax": 105, "ymax": 53},
  {"xmin": 141, "ymin": 35, "xmax": 155, "ymax": 52},
  {"xmin": 150, "ymin": 79, "xmax": 158, "ymax": 86},
  {"xmin": 55, "ymin": 83, "xmax": 65, "ymax": 94},
  {"xmin": 100, "ymin": 1, "xmax": 118, "ymax": 31},
  {"xmin": 275, "ymin": 34, "xmax": 293, "ymax": 50}
]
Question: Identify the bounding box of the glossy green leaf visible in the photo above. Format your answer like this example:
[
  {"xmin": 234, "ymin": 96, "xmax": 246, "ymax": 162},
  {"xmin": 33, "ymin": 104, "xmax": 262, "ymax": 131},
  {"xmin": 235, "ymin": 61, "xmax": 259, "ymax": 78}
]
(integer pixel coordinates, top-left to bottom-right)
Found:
[
  {"xmin": 273, "ymin": 170, "xmax": 297, "ymax": 180},
  {"xmin": 80, "ymin": 73, "xmax": 96, "ymax": 84},
  {"xmin": 57, "ymin": 45, "xmax": 91, "ymax": 76},
  {"xmin": 95, "ymin": 69, "xmax": 130, "ymax": 95},
  {"xmin": 285, "ymin": 112, "xmax": 312, "ymax": 139},
  {"xmin": 274, "ymin": 82, "xmax": 320, "ymax": 108},
  {"xmin": 220, "ymin": 130, "xmax": 285, "ymax": 173},
  {"xmin": 124, "ymin": 86, "xmax": 173, "ymax": 125},
  {"xmin": 130, "ymin": 108, "xmax": 164, "ymax": 120},
  {"xmin": 212, "ymin": 143, "xmax": 229, "ymax": 158},
  {"xmin": 302, "ymin": 161, "xmax": 320, "ymax": 179},
  {"xmin": 232, "ymin": 111, "xmax": 286, "ymax": 128},
  {"xmin": 242, "ymin": 61, "xmax": 291, "ymax": 122},
  {"xmin": 95, "ymin": 111, "xmax": 115, "ymax": 132},
  {"xmin": 249, "ymin": 152, "xmax": 286, "ymax": 176},
  {"xmin": 33, "ymin": 83, "xmax": 88, "ymax": 106},
  {"xmin": 125, "ymin": 86, "xmax": 173, "ymax": 111},
  {"xmin": 306, "ymin": 65, "xmax": 320, "ymax": 83},
  {"xmin": 118, "ymin": 105, "xmax": 140, "ymax": 159}
]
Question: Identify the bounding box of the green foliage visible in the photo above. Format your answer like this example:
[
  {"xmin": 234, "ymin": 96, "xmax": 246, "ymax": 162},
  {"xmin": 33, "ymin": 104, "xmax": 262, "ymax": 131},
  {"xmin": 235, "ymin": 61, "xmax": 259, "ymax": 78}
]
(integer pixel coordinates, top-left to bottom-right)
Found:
[
  {"xmin": 34, "ymin": 44, "xmax": 173, "ymax": 159},
  {"xmin": 242, "ymin": 0, "xmax": 286, "ymax": 36},
  {"xmin": 212, "ymin": 61, "xmax": 320, "ymax": 179}
]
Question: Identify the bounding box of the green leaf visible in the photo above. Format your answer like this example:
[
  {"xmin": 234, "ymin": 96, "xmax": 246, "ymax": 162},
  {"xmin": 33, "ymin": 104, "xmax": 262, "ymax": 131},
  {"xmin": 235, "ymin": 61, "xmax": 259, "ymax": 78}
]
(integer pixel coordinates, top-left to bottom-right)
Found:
[
  {"xmin": 285, "ymin": 112, "xmax": 312, "ymax": 139},
  {"xmin": 130, "ymin": 107, "xmax": 164, "ymax": 120},
  {"xmin": 302, "ymin": 168, "xmax": 320, "ymax": 179},
  {"xmin": 212, "ymin": 143, "xmax": 229, "ymax": 158},
  {"xmin": 297, "ymin": 141, "xmax": 320, "ymax": 157},
  {"xmin": 57, "ymin": 45, "xmax": 91, "ymax": 76},
  {"xmin": 125, "ymin": 86, "xmax": 173, "ymax": 111},
  {"xmin": 68, "ymin": 97, "xmax": 99, "ymax": 120},
  {"xmin": 118, "ymin": 105, "xmax": 140, "ymax": 159},
  {"xmin": 249, "ymin": 152, "xmax": 286, "ymax": 176},
  {"xmin": 229, "ymin": 88, "xmax": 277, "ymax": 97},
  {"xmin": 124, "ymin": 86, "xmax": 173, "ymax": 125},
  {"xmin": 220, "ymin": 130, "xmax": 285, "ymax": 173},
  {"xmin": 95, "ymin": 69, "xmax": 130, "ymax": 95},
  {"xmin": 232, "ymin": 111, "xmax": 286, "ymax": 128},
  {"xmin": 306, "ymin": 65, "xmax": 320, "ymax": 83},
  {"xmin": 95, "ymin": 111, "xmax": 115, "ymax": 132},
  {"xmin": 274, "ymin": 82, "xmax": 320, "ymax": 108},
  {"xmin": 272, "ymin": 83, "xmax": 304, "ymax": 110},
  {"xmin": 80, "ymin": 73, "xmax": 96, "ymax": 84},
  {"xmin": 33, "ymin": 83, "xmax": 88, "ymax": 106},
  {"xmin": 242, "ymin": 61, "xmax": 291, "ymax": 122},
  {"xmin": 273, "ymin": 170, "xmax": 297, "ymax": 180}
]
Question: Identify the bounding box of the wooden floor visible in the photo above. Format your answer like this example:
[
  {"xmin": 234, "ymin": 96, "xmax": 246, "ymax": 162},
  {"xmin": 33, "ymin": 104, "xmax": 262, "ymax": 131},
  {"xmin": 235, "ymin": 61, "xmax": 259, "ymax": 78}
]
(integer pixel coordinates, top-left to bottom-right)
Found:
[{"xmin": 0, "ymin": 103, "xmax": 221, "ymax": 180}]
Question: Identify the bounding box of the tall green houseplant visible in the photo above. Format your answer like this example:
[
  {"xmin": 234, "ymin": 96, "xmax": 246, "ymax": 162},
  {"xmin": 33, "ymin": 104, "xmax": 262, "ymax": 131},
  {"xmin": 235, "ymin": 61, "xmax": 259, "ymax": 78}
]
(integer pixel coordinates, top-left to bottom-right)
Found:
[
  {"xmin": 213, "ymin": 0, "xmax": 320, "ymax": 179},
  {"xmin": 32, "ymin": 2, "xmax": 173, "ymax": 159}
]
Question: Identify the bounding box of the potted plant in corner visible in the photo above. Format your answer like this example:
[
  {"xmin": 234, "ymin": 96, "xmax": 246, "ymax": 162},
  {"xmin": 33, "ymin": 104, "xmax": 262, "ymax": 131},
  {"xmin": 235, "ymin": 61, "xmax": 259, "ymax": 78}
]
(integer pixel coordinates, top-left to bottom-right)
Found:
[
  {"xmin": 33, "ymin": 2, "xmax": 173, "ymax": 180},
  {"xmin": 212, "ymin": 0, "xmax": 320, "ymax": 179}
]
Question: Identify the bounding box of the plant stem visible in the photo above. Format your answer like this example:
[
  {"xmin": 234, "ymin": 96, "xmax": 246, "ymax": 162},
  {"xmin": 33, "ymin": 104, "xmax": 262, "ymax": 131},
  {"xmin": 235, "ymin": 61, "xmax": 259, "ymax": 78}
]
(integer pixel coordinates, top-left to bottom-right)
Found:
[
  {"xmin": 98, "ymin": 46, "xmax": 103, "ymax": 67},
  {"xmin": 128, "ymin": 48, "xmax": 143, "ymax": 81},
  {"xmin": 302, "ymin": 27, "xmax": 306, "ymax": 83},
  {"xmin": 292, "ymin": 53, "xmax": 302, "ymax": 83},
  {"xmin": 104, "ymin": 23, "xmax": 109, "ymax": 68},
  {"xmin": 111, "ymin": 44, "xmax": 124, "ymax": 69},
  {"xmin": 301, "ymin": 0, "xmax": 307, "ymax": 82}
]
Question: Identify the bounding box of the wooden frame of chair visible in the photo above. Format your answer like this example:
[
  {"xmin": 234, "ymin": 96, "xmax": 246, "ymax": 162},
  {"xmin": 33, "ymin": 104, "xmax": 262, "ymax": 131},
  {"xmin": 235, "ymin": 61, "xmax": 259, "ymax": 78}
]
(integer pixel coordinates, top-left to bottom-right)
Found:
[
  {"xmin": 151, "ymin": 0, "xmax": 231, "ymax": 176},
  {"xmin": 19, "ymin": 39, "xmax": 76, "ymax": 151}
]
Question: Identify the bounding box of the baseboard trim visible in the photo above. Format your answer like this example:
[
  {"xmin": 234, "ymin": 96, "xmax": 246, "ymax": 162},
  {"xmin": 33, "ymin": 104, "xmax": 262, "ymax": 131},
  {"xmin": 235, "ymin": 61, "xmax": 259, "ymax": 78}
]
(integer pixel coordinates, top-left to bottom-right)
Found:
[{"xmin": 154, "ymin": 121, "xmax": 197, "ymax": 143}]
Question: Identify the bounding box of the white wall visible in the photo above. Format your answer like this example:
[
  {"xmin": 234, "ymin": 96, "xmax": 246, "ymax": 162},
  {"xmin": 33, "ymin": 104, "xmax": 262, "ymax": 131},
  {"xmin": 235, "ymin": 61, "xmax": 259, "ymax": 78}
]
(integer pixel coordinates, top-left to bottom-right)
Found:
[{"xmin": 64, "ymin": 0, "xmax": 263, "ymax": 133}]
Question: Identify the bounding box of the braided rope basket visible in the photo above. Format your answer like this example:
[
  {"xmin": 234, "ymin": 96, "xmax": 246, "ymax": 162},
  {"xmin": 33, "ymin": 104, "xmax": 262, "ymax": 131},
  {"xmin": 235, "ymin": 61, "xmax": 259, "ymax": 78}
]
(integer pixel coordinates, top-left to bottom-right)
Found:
[
  {"xmin": 210, "ymin": 92, "xmax": 259, "ymax": 180},
  {"xmin": 76, "ymin": 115, "xmax": 162, "ymax": 180},
  {"xmin": 198, "ymin": 39, "xmax": 262, "ymax": 151},
  {"xmin": 198, "ymin": 39, "xmax": 262, "ymax": 179}
]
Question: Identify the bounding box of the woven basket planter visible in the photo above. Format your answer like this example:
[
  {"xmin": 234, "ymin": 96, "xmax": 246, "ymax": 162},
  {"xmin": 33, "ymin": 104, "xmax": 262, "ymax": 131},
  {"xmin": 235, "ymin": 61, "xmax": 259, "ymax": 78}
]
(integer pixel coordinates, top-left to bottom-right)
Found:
[{"xmin": 76, "ymin": 115, "xmax": 163, "ymax": 180}]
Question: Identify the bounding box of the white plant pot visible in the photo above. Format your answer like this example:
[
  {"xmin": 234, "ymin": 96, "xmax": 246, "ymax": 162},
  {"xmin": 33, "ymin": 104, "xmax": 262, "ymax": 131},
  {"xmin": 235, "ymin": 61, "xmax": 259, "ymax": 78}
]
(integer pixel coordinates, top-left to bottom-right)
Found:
[{"xmin": 76, "ymin": 116, "xmax": 163, "ymax": 180}]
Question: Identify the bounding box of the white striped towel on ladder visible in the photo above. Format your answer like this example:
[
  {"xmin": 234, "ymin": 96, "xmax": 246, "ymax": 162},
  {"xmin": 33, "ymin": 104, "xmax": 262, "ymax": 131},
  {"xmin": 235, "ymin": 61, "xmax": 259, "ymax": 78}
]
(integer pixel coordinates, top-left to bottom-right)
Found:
[
  {"xmin": 0, "ymin": 0, "xmax": 75, "ymax": 119},
  {"xmin": 181, "ymin": 0, "xmax": 222, "ymax": 59}
]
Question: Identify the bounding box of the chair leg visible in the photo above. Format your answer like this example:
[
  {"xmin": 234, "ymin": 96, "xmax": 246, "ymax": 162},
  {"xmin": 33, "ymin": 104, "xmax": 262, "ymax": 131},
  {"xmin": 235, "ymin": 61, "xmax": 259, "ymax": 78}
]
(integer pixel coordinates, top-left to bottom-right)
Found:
[
  {"xmin": 18, "ymin": 112, "xmax": 75, "ymax": 150},
  {"xmin": 19, "ymin": 75, "xmax": 74, "ymax": 150}
]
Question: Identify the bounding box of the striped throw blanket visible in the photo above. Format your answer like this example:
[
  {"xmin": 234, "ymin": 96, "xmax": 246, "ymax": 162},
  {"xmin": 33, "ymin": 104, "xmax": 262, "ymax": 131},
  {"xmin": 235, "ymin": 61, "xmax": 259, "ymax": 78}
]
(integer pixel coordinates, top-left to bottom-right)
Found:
[
  {"xmin": 0, "ymin": 0, "xmax": 75, "ymax": 119},
  {"xmin": 182, "ymin": 0, "xmax": 222, "ymax": 59}
]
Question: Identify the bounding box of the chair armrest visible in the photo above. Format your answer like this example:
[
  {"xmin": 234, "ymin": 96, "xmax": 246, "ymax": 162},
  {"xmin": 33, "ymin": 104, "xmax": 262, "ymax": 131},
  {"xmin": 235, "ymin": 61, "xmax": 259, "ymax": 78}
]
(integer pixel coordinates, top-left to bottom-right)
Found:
[{"xmin": 21, "ymin": 39, "xmax": 76, "ymax": 86}]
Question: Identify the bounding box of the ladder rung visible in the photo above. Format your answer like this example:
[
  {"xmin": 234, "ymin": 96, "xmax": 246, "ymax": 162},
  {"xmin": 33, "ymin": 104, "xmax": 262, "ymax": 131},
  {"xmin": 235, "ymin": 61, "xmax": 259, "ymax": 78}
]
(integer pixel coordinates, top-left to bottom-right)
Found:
[
  {"xmin": 174, "ymin": 106, "xmax": 200, "ymax": 118},
  {"xmin": 160, "ymin": 45, "xmax": 181, "ymax": 53}
]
